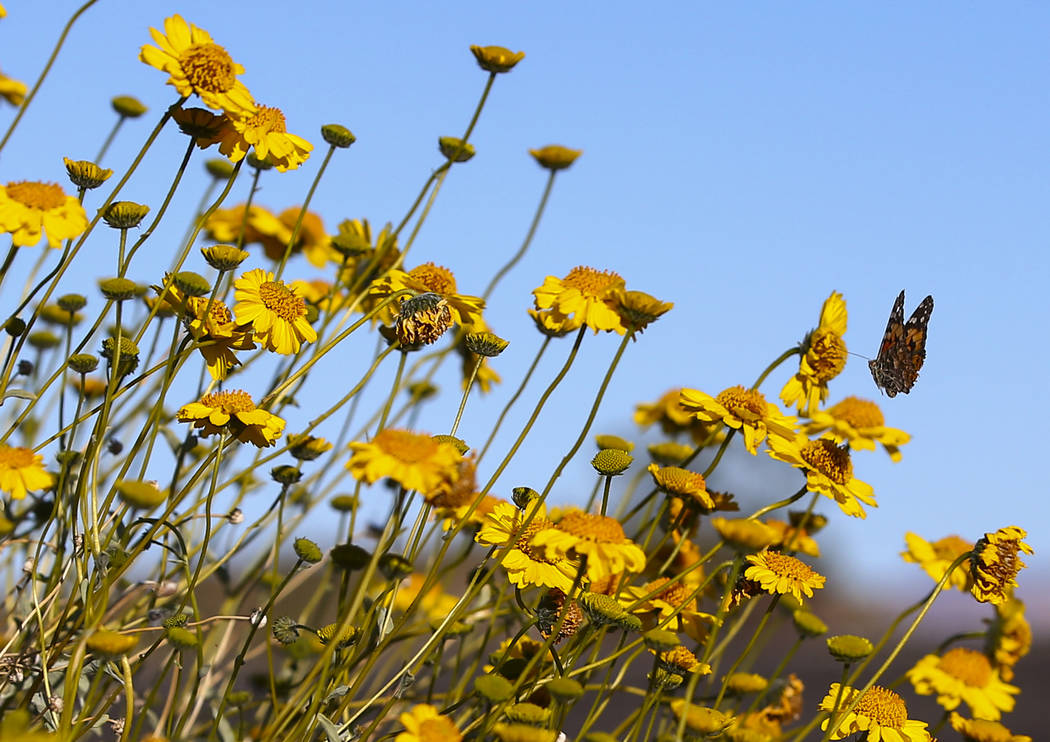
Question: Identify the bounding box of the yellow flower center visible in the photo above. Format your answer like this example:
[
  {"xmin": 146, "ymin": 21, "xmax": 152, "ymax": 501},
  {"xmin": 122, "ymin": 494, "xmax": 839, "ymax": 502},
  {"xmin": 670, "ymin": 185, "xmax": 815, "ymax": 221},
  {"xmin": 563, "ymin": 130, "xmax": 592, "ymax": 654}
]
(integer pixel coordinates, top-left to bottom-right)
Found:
[
  {"xmin": 6, "ymin": 181, "xmax": 65, "ymax": 210},
  {"xmin": 661, "ymin": 646, "xmax": 700, "ymax": 672},
  {"xmin": 0, "ymin": 445, "xmax": 35, "ymax": 468},
  {"xmin": 760, "ymin": 551, "xmax": 818, "ymax": 581},
  {"xmin": 517, "ymin": 520, "xmax": 559, "ymax": 564},
  {"xmin": 562, "ymin": 265, "xmax": 623, "ymax": 298},
  {"xmin": 409, "ymin": 263, "xmax": 457, "ymax": 295},
  {"xmin": 179, "ymin": 43, "xmax": 238, "ymax": 94},
  {"xmin": 938, "ymin": 647, "xmax": 993, "ymax": 687},
  {"xmin": 373, "ymin": 429, "xmax": 439, "ymax": 463},
  {"xmin": 800, "ymin": 438, "xmax": 853, "ymax": 484},
  {"xmin": 853, "ymin": 685, "xmax": 908, "ymax": 730},
  {"xmin": 827, "ymin": 396, "xmax": 884, "ymax": 428},
  {"xmin": 417, "ymin": 717, "xmax": 455, "ymax": 742},
  {"xmin": 807, "ymin": 328, "xmax": 847, "ymax": 382},
  {"xmin": 258, "ymin": 281, "xmax": 306, "ymax": 321},
  {"xmin": 199, "ymin": 389, "xmax": 256, "ymax": 413},
  {"xmin": 654, "ymin": 466, "xmax": 707, "ymax": 496},
  {"xmin": 558, "ymin": 511, "xmax": 626, "ymax": 543},
  {"xmin": 247, "ymin": 105, "xmax": 287, "ymax": 134},
  {"xmin": 649, "ymin": 577, "xmax": 689, "ymax": 608},
  {"xmin": 933, "ymin": 534, "xmax": 973, "ymax": 561},
  {"xmin": 715, "ymin": 385, "xmax": 767, "ymax": 418},
  {"xmin": 189, "ymin": 297, "xmax": 233, "ymax": 326}
]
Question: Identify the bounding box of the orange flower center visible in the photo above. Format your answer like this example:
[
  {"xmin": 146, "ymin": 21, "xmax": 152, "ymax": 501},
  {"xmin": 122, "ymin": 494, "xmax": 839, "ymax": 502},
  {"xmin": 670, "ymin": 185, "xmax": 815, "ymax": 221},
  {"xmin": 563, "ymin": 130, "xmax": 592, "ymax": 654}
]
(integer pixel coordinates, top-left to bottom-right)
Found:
[
  {"xmin": 716, "ymin": 385, "xmax": 767, "ymax": 418},
  {"xmin": 247, "ymin": 105, "xmax": 287, "ymax": 134},
  {"xmin": 373, "ymin": 429, "xmax": 439, "ymax": 463},
  {"xmin": 938, "ymin": 647, "xmax": 993, "ymax": 687},
  {"xmin": 853, "ymin": 685, "xmax": 908, "ymax": 730},
  {"xmin": 199, "ymin": 389, "xmax": 256, "ymax": 413},
  {"xmin": 807, "ymin": 328, "xmax": 847, "ymax": 382},
  {"xmin": 649, "ymin": 577, "xmax": 690, "ymax": 608},
  {"xmin": 800, "ymin": 439, "xmax": 853, "ymax": 484},
  {"xmin": 189, "ymin": 297, "xmax": 233, "ymax": 326},
  {"xmin": 827, "ymin": 396, "xmax": 884, "ymax": 428},
  {"xmin": 409, "ymin": 263, "xmax": 457, "ymax": 295},
  {"xmin": 516, "ymin": 520, "xmax": 558, "ymax": 563},
  {"xmin": 0, "ymin": 445, "xmax": 35, "ymax": 469},
  {"xmin": 6, "ymin": 181, "xmax": 66, "ymax": 210},
  {"xmin": 258, "ymin": 281, "xmax": 306, "ymax": 321},
  {"xmin": 562, "ymin": 265, "xmax": 624, "ymax": 298},
  {"xmin": 179, "ymin": 43, "xmax": 238, "ymax": 94},
  {"xmin": 760, "ymin": 551, "xmax": 817, "ymax": 582},
  {"xmin": 557, "ymin": 511, "xmax": 626, "ymax": 543},
  {"xmin": 933, "ymin": 534, "xmax": 973, "ymax": 561},
  {"xmin": 661, "ymin": 645, "xmax": 700, "ymax": 672}
]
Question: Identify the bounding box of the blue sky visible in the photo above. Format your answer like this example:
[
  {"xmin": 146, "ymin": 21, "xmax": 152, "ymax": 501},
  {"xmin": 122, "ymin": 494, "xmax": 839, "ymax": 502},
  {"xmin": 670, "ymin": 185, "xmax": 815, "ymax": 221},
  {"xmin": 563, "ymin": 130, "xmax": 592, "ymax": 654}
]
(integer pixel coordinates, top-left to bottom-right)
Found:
[{"xmin": 2, "ymin": 3, "xmax": 1046, "ymax": 625}]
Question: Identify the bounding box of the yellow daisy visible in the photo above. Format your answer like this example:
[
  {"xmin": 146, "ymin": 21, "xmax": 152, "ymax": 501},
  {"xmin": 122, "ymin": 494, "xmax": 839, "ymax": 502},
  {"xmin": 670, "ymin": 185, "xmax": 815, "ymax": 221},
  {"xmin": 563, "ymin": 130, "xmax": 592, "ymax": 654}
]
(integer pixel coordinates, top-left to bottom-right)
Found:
[
  {"xmin": 176, "ymin": 389, "xmax": 285, "ymax": 447},
  {"xmin": 0, "ymin": 67, "xmax": 26, "ymax": 107},
  {"xmin": 624, "ymin": 575, "xmax": 715, "ymax": 643},
  {"xmin": 205, "ymin": 203, "xmax": 286, "ymax": 253},
  {"xmin": 767, "ymin": 434, "xmax": 876, "ymax": 518},
  {"xmin": 531, "ymin": 265, "xmax": 627, "ymax": 335},
  {"xmin": 154, "ymin": 284, "xmax": 256, "ymax": 380},
  {"xmin": 211, "ymin": 105, "xmax": 313, "ymax": 172},
  {"xmin": 763, "ymin": 517, "xmax": 821, "ymax": 557},
  {"xmin": 0, "ymin": 181, "xmax": 88, "ymax": 248},
  {"xmin": 276, "ymin": 207, "xmax": 333, "ymax": 266},
  {"xmin": 233, "ymin": 268, "xmax": 316, "ymax": 355},
  {"xmin": 346, "ymin": 429, "xmax": 463, "ymax": 497},
  {"xmin": 365, "ymin": 263, "xmax": 485, "ymax": 329},
  {"xmin": 391, "ymin": 575, "xmax": 459, "ymax": 625},
  {"xmin": 907, "ymin": 647, "xmax": 1019, "ymax": 721},
  {"xmin": 647, "ymin": 463, "xmax": 715, "ymax": 511},
  {"xmin": 634, "ymin": 387, "xmax": 721, "ymax": 445},
  {"xmin": 819, "ymin": 683, "xmax": 931, "ymax": 742},
  {"xmin": 531, "ymin": 508, "xmax": 647, "ymax": 582},
  {"xmin": 970, "ymin": 526, "xmax": 1033, "ymax": 606},
  {"xmin": 394, "ymin": 703, "xmax": 462, "ymax": 742},
  {"xmin": 781, "ymin": 291, "xmax": 848, "ymax": 415},
  {"xmin": 950, "ymin": 712, "xmax": 1032, "ymax": 742},
  {"xmin": 139, "ymin": 14, "xmax": 254, "ymax": 114},
  {"xmin": 801, "ymin": 396, "xmax": 910, "ymax": 461},
  {"xmin": 900, "ymin": 532, "xmax": 973, "ymax": 591},
  {"xmin": 744, "ymin": 549, "xmax": 825, "ymax": 603},
  {"xmin": 679, "ymin": 385, "xmax": 797, "ymax": 455},
  {"xmin": 0, "ymin": 445, "xmax": 53, "ymax": 500},
  {"xmin": 475, "ymin": 500, "xmax": 580, "ymax": 592},
  {"xmin": 986, "ymin": 598, "xmax": 1031, "ymax": 682}
]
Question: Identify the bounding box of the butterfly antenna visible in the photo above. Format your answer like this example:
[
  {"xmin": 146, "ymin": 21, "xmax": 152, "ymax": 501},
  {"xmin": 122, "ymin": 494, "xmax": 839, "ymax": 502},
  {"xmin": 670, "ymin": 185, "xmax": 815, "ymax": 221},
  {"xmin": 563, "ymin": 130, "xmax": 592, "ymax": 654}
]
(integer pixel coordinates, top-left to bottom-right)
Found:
[{"xmin": 847, "ymin": 351, "xmax": 871, "ymax": 362}]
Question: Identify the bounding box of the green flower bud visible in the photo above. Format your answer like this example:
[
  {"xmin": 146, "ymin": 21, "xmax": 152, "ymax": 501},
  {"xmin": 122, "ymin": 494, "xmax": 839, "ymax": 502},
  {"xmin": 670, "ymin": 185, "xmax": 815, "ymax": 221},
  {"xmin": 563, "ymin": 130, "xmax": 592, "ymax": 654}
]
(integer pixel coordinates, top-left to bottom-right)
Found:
[
  {"xmin": 166, "ymin": 626, "xmax": 199, "ymax": 649},
  {"xmin": 4, "ymin": 317, "xmax": 26, "ymax": 337},
  {"xmin": 116, "ymin": 479, "xmax": 167, "ymax": 509},
  {"xmin": 68, "ymin": 353, "xmax": 99, "ymax": 374},
  {"xmin": 329, "ymin": 543, "xmax": 370, "ymax": 570},
  {"xmin": 111, "ymin": 95, "xmax": 148, "ymax": 118},
  {"xmin": 329, "ymin": 494, "xmax": 359, "ymax": 513},
  {"xmin": 172, "ymin": 271, "xmax": 210, "ymax": 297},
  {"xmin": 270, "ymin": 465, "xmax": 302, "ymax": 485},
  {"xmin": 827, "ymin": 634, "xmax": 874, "ymax": 662},
  {"xmin": 595, "ymin": 434, "xmax": 634, "ymax": 452},
  {"xmin": 469, "ymin": 45, "xmax": 525, "ymax": 73},
  {"xmin": 102, "ymin": 201, "xmax": 149, "ymax": 229},
  {"xmin": 321, "ymin": 124, "xmax": 356, "ymax": 148},
  {"xmin": 201, "ymin": 244, "xmax": 249, "ymax": 272},
  {"xmin": 86, "ymin": 629, "xmax": 138, "ymax": 657},
  {"xmin": 27, "ymin": 331, "xmax": 61, "ymax": 350},
  {"xmin": 529, "ymin": 144, "xmax": 582, "ymax": 171},
  {"xmin": 463, "ymin": 331, "xmax": 508, "ymax": 357},
  {"xmin": 591, "ymin": 448, "xmax": 633, "ymax": 476},
  {"xmin": 100, "ymin": 336, "xmax": 139, "ymax": 376},
  {"xmin": 475, "ymin": 674, "xmax": 514, "ymax": 703},
  {"xmin": 293, "ymin": 538, "xmax": 322, "ymax": 564},
  {"xmin": 205, "ymin": 158, "xmax": 235, "ymax": 180},
  {"xmin": 58, "ymin": 292, "xmax": 88, "ymax": 311},
  {"xmin": 438, "ymin": 136, "xmax": 475, "ymax": 162},
  {"xmin": 98, "ymin": 277, "xmax": 141, "ymax": 302},
  {"xmin": 793, "ymin": 609, "xmax": 828, "ymax": 638},
  {"xmin": 271, "ymin": 616, "xmax": 300, "ymax": 645}
]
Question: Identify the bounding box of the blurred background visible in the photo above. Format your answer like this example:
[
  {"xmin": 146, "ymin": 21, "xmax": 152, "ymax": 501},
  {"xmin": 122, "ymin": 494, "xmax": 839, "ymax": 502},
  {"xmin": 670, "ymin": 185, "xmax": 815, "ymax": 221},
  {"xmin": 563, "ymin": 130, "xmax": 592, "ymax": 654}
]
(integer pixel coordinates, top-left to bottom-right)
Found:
[{"xmin": 1, "ymin": 2, "xmax": 1045, "ymax": 726}]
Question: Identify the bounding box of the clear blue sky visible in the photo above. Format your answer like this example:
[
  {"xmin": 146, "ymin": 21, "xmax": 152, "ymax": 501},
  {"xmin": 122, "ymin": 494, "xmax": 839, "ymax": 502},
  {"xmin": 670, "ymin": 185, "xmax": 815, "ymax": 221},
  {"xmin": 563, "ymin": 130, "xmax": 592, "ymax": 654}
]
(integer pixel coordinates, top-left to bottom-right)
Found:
[{"xmin": 2, "ymin": 3, "xmax": 1046, "ymax": 625}]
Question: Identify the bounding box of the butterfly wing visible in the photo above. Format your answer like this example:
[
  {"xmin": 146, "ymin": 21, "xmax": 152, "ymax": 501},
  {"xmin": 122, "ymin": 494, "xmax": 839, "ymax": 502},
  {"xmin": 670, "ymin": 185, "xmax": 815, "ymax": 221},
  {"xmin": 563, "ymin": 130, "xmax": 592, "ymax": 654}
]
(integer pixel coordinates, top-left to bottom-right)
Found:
[
  {"xmin": 868, "ymin": 291, "xmax": 933, "ymax": 397},
  {"xmin": 896, "ymin": 294, "xmax": 934, "ymax": 393},
  {"xmin": 868, "ymin": 290, "xmax": 907, "ymax": 396}
]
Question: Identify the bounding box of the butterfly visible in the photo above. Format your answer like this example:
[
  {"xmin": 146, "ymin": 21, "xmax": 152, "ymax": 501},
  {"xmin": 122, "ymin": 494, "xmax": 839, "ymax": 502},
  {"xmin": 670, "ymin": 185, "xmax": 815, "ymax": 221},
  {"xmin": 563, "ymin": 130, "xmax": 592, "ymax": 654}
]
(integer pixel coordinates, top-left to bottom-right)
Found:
[{"xmin": 868, "ymin": 290, "xmax": 934, "ymax": 397}]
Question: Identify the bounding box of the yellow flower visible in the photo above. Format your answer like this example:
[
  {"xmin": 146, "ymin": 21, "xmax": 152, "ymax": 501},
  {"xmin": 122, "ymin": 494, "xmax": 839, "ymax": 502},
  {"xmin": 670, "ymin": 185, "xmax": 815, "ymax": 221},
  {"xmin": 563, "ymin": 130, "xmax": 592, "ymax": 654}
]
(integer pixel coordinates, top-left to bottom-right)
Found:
[
  {"xmin": 531, "ymin": 265, "xmax": 627, "ymax": 334},
  {"xmin": 211, "ymin": 105, "xmax": 313, "ymax": 172},
  {"xmin": 0, "ymin": 445, "xmax": 53, "ymax": 500},
  {"xmin": 346, "ymin": 429, "xmax": 463, "ymax": 497},
  {"xmin": 155, "ymin": 284, "xmax": 255, "ymax": 380},
  {"xmin": 801, "ymin": 396, "xmax": 909, "ymax": 461},
  {"xmin": 679, "ymin": 386, "xmax": 797, "ymax": 455},
  {"xmin": 176, "ymin": 389, "xmax": 285, "ymax": 447},
  {"xmin": 744, "ymin": 550, "xmax": 825, "ymax": 603},
  {"xmin": 475, "ymin": 500, "xmax": 581, "ymax": 592},
  {"xmin": 907, "ymin": 647, "xmax": 1019, "ymax": 721},
  {"xmin": 0, "ymin": 67, "xmax": 27, "ymax": 106},
  {"xmin": 647, "ymin": 463, "xmax": 714, "ymax": 511},
  {"xmin": 233, "ymin": 268, "xmax": 316, "ymax": 354},
  {"xmin": 950, "ymin": 712, "xmax": 1032, "ymax": 742},
  {"xmin": 394, "ymin": 703, "xmax": 462, "ymax": 742},
  {"xmin": 819, "ymin": 683, "xmax": 931, "ymax": 741},
  {"xmin": 139, "ymin": 14, "xmax": 254, "ymax": 114},
  {"xmin": 0, "ymin": 181, "xmax": 88, "ymax": 248},
  {"xmin": 767, "ymin": 434, "xmax": 876, "ymax": 518},
  {"xmin": 531, "ymin": 508, "xmax": 646, "ymax": 582},
  {"xmin": 763, "ymin": 518, "xmax": 821, "ymax": 557},
  {"xmin": 205, "ymin": 203, "xmax": 285, "ymax": 254},
  {"xmin": 970, "ymin": 526, "xmax": 1033, "ymax": 605},
  {"xmin": 624, "ymin": 575, "xmax": 715, "ymax": 643},
  {"xmin": 392, "ymin": 574, "xmax": 459, "ymax": 625},
  {"xmin": 529, "ymin": 144, "xmax": 582, "ymax": 171},
  {"xmin": 438, "ymin": 493, "xmax": 505, "ymax": 532},
  {"xmin": 900, "ymin": 532, "xmax": 972, "ymax": 591},
  {"xmin": 365, "ymin": 263, "xmax": 485, "ymax": 329},
  {"xmin": 781, "ymin": 291, "xmax": 848, "ymax": 415},
  {"xmin": 470, "ymin": 45, "xmax": 525, "ymax": 73},
  {"xmin": 986, "ymin": 598, "xmax": 1031, "ymax": 682}
]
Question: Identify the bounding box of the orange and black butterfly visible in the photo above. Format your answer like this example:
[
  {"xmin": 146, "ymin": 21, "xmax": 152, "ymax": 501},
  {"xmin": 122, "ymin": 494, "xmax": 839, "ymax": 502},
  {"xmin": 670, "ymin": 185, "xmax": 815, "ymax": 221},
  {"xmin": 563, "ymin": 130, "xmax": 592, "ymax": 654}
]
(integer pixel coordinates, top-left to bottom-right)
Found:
[{"xmin": 868, "ymin": 290, "xmax": 934, "ymax": 397}]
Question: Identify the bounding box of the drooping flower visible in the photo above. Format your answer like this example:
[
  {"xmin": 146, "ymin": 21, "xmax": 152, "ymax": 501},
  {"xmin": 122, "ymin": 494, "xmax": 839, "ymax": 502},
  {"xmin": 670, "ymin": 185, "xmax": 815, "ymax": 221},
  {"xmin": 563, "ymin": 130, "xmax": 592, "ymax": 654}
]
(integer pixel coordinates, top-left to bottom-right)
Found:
[
  {"xmin": 233, "ymin": 268, "xmax": 316, "ymax": 354},
  {"xmin": 531, "ymin": 508, "xmax": 647, "ymax": 582},
  {"xmin": 907, "ymin": 647, "xmax": 1019, "ymax": 721},
  {"xmin": 767, "ymin": 434, "xmax": 876, "ymax": 518},
  {"xmin": 0, "ymin": 67, "xmax": 27, "ymax": 106},
  {"xmin": 801, "ymin": 396, "xmax": 910, "ymax": 461},
  {"xmin": 475, "ymin": 500, "xmax": 580, "ymax": 592},
  {"xmin": 0, "ymin": 444, "xmax": 53, "ymax": 500},
  {"xmin": 530, "ymin": 266, "xmax": 627, "ymax": 335},
  {"xmin": 744, "ymin": 549, "xmax": 825, "ymax": 603},
  {"xmin": 139, "ymin": 14, "xmax": 254, "ymax": 114},
  {"xmin": 900, "ymin": 532, "xmax": 973, "ymax": 592},
  {"xmin": 210, "ymin": 105, "xmax": 312, "ymax": 172},
  {"xmin": 969, "ymin": 526, "xmax": 1033, "ymax": 606},
  {"xmin": 346, "ymin": 429, "xmax": 463, "ymax": 497},
  {"xmin": 679, "ymin": 386, "xmax": 797, "ymax": 455},
  {"xmin": 154, "ymin": 283, "xmax": 255, "ymax": 379},
  {"xmin": 394, "ymin": 703, "xmax": 462, "ymax": 742},
  {"xmin": 819, "ymin": 683, "xmax": 931, "ymax": 741},
  {"xmin": 647, "ymin": 463, "xmax": 715, "ymax": 511},
  {"xmin": 624, "ymin": 575, "xmax": 715, "ymax": 643},
  {"xmin": 176, "ymin": 389, "xmax": 285, "ymax": 447},
  {"xmin": 781, "ymin": 291, "xmax": 848, "ymax": 415},
  {"xmin": 985, "ymin": 598, "xmax": 1031, "ymax": 682},
  {"xmin": 763, "ymin": 517, "xmax": 821, "ymax": 557},
  {"xmin": 364, "ymin": 262, "xmax": 485, "ymax": 329},
  {"xmin": 0, "ymin": 181, "xmax": 88, "ymax": 248},
  {"xmin": 949, "ymin": 712, "xmax": 1032, "ymax": 742}
]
